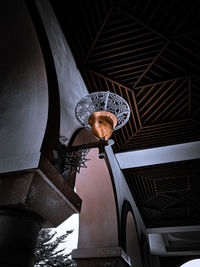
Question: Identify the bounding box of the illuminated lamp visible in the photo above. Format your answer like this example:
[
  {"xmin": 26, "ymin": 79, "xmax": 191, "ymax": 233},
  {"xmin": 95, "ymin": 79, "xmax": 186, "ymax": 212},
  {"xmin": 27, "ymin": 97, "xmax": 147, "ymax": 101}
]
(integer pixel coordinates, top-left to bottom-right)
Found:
[
  {"xmin": 55, "ymin": 92, "xmax": 130, "ymax": 175},
  {"xmin": 75, "ymin": 91, "xmax": 130, "ymax": 140}
]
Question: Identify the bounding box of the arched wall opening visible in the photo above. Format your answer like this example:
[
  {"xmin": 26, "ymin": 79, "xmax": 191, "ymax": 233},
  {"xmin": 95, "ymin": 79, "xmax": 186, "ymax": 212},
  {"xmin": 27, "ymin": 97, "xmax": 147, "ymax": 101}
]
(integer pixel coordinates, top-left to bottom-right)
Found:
[
  {"xmin": 72, "ymin": 128, "xmax": 119, "ymax": 249},
  {"xmin": 121, "ymin": 201, "xmax": 143, "ymax": 267}
]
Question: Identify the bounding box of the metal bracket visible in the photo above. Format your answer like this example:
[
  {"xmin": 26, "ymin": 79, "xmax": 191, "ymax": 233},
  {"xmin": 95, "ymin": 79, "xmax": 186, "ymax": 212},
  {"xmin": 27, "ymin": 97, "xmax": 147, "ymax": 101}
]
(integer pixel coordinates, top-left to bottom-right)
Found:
[{"xmin": 53, "ymin": 138, "xmax": 114, "ymax": 177}]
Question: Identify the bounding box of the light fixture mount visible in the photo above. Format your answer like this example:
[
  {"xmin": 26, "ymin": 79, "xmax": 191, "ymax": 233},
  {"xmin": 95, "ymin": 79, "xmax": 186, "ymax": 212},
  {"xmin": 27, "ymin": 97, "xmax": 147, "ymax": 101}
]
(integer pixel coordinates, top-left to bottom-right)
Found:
[{"xmin": 54, "ymin": 92, "xmax": 130, "ymax": 176}]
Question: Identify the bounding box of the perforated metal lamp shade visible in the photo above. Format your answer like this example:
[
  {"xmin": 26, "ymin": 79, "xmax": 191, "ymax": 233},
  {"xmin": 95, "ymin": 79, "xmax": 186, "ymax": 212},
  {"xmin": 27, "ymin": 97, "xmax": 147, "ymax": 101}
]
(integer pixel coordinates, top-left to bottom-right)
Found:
[{"xmin": 75, "ymin": 91, "xmax": 130, "ymax": 140}]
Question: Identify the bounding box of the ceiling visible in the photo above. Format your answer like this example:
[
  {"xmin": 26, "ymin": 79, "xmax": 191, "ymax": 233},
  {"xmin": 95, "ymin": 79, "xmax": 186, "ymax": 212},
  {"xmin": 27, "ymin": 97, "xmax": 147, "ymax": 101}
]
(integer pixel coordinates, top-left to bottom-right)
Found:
[{"xmin": 51, "ymin": 0, "xmax": 200, "ymax": 231}]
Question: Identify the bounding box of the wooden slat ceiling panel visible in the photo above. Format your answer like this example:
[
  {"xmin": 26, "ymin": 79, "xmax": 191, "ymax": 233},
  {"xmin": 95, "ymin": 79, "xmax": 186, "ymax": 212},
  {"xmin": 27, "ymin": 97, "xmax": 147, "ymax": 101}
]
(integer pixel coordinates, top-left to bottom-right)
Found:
[
  {"xmin": 117, "ymin": 119, "xmax": 200, "ymax": 152},
  {"xmin": 124, "ymin": 159, "xmax": 200, "ymax": 178},
  {"xmin": 123, "ymin": 161, "xmax": 200, "ymax": 227},
  {"xmin": 115, "ymin": 0, "xmax": 200, "ymax": 36}
]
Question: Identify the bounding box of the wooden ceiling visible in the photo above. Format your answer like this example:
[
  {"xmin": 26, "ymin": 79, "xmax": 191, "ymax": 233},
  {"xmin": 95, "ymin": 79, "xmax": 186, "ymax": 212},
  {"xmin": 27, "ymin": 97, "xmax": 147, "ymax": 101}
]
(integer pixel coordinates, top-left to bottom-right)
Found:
[
  {"xmin": 123, "ymin": 159, "xmax": 200, "ymax": 227},
  {"xmin": 51, "ymin": 0, "xmax": 200, "ymax": 228}
]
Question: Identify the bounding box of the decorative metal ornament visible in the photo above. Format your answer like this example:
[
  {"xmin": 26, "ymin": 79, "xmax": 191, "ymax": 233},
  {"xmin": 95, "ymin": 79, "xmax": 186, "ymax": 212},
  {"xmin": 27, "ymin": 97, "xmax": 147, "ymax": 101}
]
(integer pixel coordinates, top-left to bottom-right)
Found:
[
  {"xmin": 53, "ymin": 138, "xmax": 90, "ymax": 176},
  {"xmin": 63, "ymin": 149, "xmax": 90, "ymax": 175},
  {"xmin": 75, "ymin": 91, "xmax": 130, "ymax": 131}
]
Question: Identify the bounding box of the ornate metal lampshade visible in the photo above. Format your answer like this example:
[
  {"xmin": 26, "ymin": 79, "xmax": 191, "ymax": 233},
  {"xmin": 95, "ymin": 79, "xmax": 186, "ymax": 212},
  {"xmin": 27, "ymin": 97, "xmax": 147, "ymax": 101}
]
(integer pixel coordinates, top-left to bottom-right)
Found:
[
  {"xmin": 75, "ymin": 91, "xmax": 130, "ymax": 140},
  {"xmin": 54, "ymin": 92, "xmax": 130, "ymax": 175}
]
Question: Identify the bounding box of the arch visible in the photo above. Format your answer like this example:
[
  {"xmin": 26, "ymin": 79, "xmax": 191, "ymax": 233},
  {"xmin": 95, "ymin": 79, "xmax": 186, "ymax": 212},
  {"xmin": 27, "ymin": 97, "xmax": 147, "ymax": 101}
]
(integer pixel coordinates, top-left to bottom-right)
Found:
[
  {"xmin": 0, "ymin": 0, "xmax": 48, "ymax": 173},
  {"xmin": 140, "ymin": 233, "xmax": 152, "ymax": 267},
  {"xmin": 25, "ymin": 0, "xmax": 60, "ymax": 159},
  {"xmin": 73, "ymin": 128, "xmax": 119, "ymax": 248},
  {"xmin": 121, "ymin": 201, "xmax": 143, "ymax": 267}
]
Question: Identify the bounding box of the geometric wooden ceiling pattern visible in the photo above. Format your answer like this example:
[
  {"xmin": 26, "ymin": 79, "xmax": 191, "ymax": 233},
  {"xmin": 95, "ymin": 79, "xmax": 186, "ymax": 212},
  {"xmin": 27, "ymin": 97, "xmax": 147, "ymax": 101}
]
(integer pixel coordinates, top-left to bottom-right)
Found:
[
  {"xmin": 51, "ymin": 0, "xmax": 200, "ymax": 153},
  {"xmin": 123, "ymin": 160, "xmax": 200, "ymax": 227},
  {"xmin": 51, "ymin": 0, "xmax": 200, "ymax": 227}
]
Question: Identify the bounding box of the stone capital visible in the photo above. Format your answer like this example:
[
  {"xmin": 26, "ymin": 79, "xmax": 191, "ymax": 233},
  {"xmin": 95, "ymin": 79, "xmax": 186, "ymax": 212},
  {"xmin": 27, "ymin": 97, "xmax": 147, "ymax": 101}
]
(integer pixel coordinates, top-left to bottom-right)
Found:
[
  {"xmin": 72, "ymin": 247, "xmax": 131, "ymax": 267},
  {"xmin": 0, "ymin": 155, "xmax": 81, "ymax": 227}
]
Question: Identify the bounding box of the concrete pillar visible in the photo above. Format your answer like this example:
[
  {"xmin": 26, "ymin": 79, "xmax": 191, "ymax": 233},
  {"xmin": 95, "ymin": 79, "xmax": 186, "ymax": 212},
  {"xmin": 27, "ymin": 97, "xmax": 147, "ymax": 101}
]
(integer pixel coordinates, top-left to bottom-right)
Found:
[
  {"xmin": 69, "ymin": 129, "xmax": 131, "ymax": 266},
  {"xmin": 0, "ymin": 208, "xmax": 42, "ymax": 267}
]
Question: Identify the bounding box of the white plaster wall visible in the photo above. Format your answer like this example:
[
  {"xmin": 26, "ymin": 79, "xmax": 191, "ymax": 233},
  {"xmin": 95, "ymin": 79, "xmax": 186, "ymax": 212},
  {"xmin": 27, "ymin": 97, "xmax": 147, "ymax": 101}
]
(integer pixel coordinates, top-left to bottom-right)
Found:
[{"xmin": 35, "ymin": 0, "xmax": 89, "ymax": 141}]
